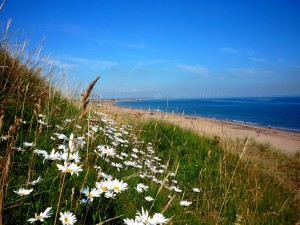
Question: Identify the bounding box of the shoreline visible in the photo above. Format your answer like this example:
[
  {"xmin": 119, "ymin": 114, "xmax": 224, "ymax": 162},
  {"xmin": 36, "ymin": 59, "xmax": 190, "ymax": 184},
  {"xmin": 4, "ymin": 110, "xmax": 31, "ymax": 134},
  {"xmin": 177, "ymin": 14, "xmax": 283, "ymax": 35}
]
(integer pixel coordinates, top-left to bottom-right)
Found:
[
  {"xmin": 101, "ymin": 100, "xmax": 300, "ymax": 155},
  {"xmin": 115, "ymin": 103, "xmax": 300, "ymax": 134},
  {"xmin": 114, "ymin": 99, "xmax": 300, "ymax": 134}
]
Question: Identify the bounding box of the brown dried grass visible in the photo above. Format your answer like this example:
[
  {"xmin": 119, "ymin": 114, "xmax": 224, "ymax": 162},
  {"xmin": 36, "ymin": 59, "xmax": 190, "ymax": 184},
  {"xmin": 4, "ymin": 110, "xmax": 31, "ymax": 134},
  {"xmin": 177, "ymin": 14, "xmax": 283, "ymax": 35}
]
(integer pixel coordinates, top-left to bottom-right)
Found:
[{"xmin": 79, "ymin": 76, "xmax": 100, "ymax": 120}]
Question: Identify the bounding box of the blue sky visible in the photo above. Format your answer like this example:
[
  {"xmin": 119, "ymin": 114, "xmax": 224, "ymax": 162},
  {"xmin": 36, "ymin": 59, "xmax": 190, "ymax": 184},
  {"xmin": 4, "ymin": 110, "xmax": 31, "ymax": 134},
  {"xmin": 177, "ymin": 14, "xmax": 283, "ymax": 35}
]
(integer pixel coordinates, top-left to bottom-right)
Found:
[{"xmin": 1, "ymin": 0, "xmax": 300, "ymax": 98}]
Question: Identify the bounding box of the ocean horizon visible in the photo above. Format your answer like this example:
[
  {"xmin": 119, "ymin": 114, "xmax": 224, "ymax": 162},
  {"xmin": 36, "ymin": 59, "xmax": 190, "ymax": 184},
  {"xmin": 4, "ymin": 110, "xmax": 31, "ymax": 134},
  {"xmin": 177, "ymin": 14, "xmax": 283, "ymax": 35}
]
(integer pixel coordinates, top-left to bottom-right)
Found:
[{"xmin": 116, "ymin": 97, "xmax": 300, "ymax": 133}]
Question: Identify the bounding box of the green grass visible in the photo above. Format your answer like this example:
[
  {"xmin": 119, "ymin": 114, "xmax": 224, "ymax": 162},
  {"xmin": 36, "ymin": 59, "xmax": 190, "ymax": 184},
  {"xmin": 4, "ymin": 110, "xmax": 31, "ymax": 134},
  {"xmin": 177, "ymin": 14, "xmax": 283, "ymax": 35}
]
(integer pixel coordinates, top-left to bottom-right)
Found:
[{"xmin": 136, "ymin": 120, "xmax": 300, "ymax": 224}]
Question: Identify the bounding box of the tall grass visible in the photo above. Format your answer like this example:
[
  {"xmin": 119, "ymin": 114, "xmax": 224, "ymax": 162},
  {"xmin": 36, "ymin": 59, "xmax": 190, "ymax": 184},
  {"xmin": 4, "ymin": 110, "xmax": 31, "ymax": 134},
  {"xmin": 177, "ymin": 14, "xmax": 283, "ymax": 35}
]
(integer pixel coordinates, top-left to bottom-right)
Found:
[{"xmin": 136, "ymin": 120, "xmax": 300, "ymax": 224}]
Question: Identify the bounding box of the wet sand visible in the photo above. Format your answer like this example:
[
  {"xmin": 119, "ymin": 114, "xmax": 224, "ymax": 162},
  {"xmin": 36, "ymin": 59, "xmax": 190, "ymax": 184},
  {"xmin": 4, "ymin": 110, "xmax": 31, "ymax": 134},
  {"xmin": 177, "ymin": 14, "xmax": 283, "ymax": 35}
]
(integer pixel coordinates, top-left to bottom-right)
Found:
[{"xmin": 100, "ymin": 101, "xmax": 300, "ymax": 155}]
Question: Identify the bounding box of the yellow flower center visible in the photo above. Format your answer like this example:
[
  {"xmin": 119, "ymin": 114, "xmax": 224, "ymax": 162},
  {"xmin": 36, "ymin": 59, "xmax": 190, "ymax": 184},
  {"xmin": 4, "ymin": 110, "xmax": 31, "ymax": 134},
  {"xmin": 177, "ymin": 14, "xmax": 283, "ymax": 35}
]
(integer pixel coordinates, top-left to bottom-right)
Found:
[
  {"xmin": 113, "ymin": 186, "xmax": 120, "ymax": 191},
  {"xmin": 65, "ymin": 168, "xmax": 73, "ymax": 173},
  {"xmin": 87, "ymin": 193, "xmax": 93, "ymax": 197},
  {"xmin": 21, "ymin": 192, "xmax": 26, "ymax": 196},
  {"xmin": 102, "ymin": 186, "xmax": 108, "ymax": 191},
  {"xmin": 64, "ymin": 217, "xmax": 69, "ymax": 222},
  {"xmin": 36, "ymin": 215, "xmax": 42, "ymax": 220}
]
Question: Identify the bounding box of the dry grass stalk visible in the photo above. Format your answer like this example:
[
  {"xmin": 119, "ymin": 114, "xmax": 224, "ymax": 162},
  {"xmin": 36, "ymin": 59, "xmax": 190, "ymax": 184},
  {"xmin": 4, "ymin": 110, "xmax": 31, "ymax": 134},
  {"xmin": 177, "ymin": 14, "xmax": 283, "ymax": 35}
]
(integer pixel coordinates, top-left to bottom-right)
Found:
[
  {"xmin": 0, "ymin": 116, "xmax": 21, "ymax": 225},
  {"xmin": 0, "ymin": 99, "xmax": 5, "ymax": 133},
  {"xmin": 95, "ymin": 214, "xmax": 124, "ymax": 225},
  {"xmin": 79, "ymin": 76, "xmax": 100, "ymax": 120}
]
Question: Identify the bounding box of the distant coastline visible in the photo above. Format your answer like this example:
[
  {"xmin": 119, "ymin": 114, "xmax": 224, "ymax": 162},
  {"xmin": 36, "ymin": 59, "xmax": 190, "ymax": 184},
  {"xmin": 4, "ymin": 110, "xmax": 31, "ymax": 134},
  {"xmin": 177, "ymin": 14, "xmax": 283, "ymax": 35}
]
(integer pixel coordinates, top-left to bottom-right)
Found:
[
  {"xmin": 101, "ymin": 100, "xmax": 300, "ymax": 154},
  {"xmin": 112, "ymin": 97, "xmax": 300, "ymax": 133},
  {"xmin": 115, "ymin": 101, "xmax": 299, "ymax": 134}
]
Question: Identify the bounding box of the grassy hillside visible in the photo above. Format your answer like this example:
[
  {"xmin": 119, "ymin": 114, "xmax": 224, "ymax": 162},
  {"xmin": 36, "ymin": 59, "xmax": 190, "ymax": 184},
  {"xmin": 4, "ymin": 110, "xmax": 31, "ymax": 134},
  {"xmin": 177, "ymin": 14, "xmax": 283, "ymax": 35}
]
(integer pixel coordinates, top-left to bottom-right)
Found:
[
  {"xmin": 0, "ymin": 38, "xmax": 299, "ymax": 225},
  {"xmin": 138, "ymin": 121, "xmax": 300, "ymax": 224}
]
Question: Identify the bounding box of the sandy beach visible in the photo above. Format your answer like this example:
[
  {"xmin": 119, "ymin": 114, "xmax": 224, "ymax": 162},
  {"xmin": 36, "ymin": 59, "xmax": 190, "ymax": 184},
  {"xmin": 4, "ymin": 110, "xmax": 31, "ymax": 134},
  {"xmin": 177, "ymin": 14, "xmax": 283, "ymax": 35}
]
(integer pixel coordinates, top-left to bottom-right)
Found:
[{"xmin": 100, "ymin": 101, "xmax": 300, "ymax": 155}]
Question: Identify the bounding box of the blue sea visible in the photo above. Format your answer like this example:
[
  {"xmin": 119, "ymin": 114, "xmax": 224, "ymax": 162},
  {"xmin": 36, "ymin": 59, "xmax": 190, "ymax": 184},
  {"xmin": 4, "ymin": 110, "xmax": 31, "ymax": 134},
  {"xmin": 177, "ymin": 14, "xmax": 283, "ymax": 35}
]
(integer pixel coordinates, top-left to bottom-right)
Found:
[{"xmin": 116, "ymin": 97, "xmax": 300, "ymax": 132}]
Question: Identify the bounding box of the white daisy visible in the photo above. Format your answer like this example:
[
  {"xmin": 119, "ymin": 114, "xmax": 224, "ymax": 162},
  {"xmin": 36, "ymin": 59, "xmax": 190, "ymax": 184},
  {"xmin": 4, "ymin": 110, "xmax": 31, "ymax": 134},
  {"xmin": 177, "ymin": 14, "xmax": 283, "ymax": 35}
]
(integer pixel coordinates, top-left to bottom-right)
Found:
[
  {"xmin": 151, "ymin": 213, "xmax": 169, "ymax": 224},
  {"xmin": 104, "ymin": 191, "xmax": 116, "ymax": 199},
  {"xmin": 48, "ymin": 149, "xmax": 61, "ymax": 161},
  {"xmin": 59, "ymin": 211, "xmax": 76, "ymax": 225},
  {"xmin": 145, "ymin": 196, "xmax": 154, "ymax": 202},
  {"xmin": 59, "ymin": 152, "xmax": 81, "ymax": 163},
  {"xmin": 96, "ymin": 180, "xmax": 110, "ymax": 193},
  {"xmin": 99, "ymin": 172, "xmax": 113, "ymax": 180},
  {"xmin": 96, "ymin": 145, "xmax": 116, "ymax": 158},
  {"xmin": 29, "ymin": 176, "xmax": 43, "ymax": 185},
  {"xmin": 132, "ymin": 148, "xmax": 139, "ymax": 153},
  {"xmin": 53, "ymin": 133, "xmax": 68, "ymax": 140},
  {"xmin": 23, "ymin": 142, "xmax": 34, "ymax": 147},
  {"xmin": 135, "ymin": 183, "xmax": 149, "ymax": 193},
  {"xmin": 33, "ymin": 149, "xmax": 47, "ymax": 156},
  {"xmin": 131, "ymin": 153, "xmax": 139, "ymax": 159},
  {"xmin": 34, "ymin": 149, "xmax": 60, "ymax": 163},
  {"xmin": 38, "ymin": 114, "xmax": 46, "ymax": 118},
  {"xmin": 94, "ymin": 165, "xmax": 101, "ymax": 170},
  {"xmin": 75, "ymin": 136, "xmax": 85, "ymax": 147},
  {"xmin": 38, "ymin": 119, "xmax": 48, "ymax": 126},
  {"xmin": 123, "ymin": 218, "xmax": 141, "ymax": 225},
  {"xmin": 111, "ymin": 162, "xmax": 123, "ymax": 171},
  {"xmin": 14, "ymin": 188, "xmax": 33, "ymax": 196},
  {"xmin": 173, "ymin": 186, "xmax": 182, "ymax": 193},
  {"xmin": 139, "ymin": 174, "xmax": 146, "ymax": 179},
  {"xmin": 110, "ymin": 179, "xmax": 128, "ymax": 193},
  {"xmin": 57, "ymin": 162, "xmax": 82, "ymax": 176},
  {"xmin": 124, "ymin": 160, "xmax": 138, "ymax": 168},
  {"xmin": 192, "ymin": 187, "xmax": 201, "ymax": 193},
  {"xmin": 27, "ymin": 207, "xmax": 52, "ymax": 223},
  {"xmin": 80, "ymin": 198, "xmax": 91, "ymax": 205},
  {"xmin": 57, "ymin": 144, "xmax": 67, "ymax": 151},
  {"xmin": 179, "ymin": 200, "xmax": 192, "ymax": 207},
  {"xmin": 121, "ymin": 152, "xmax": 129, "ymax": 157},
  {"xmin": 135, "ymin": 208, "xmax": 151, "ymax": 224},
  {"xmin": 82, "ymin": 187, "xmax": 100, "ymax": 200}
]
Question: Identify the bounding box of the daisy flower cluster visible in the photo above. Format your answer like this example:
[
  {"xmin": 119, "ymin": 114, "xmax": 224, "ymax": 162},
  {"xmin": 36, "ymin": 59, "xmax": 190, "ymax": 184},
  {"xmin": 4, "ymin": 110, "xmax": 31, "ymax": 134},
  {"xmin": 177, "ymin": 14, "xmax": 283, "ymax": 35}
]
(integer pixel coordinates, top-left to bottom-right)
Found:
[
  {"xmin": 34, "ymin": 132, "xmax": 84, "ymax": 161},
  {"xmin": 80, "ymin": 178, "xmax": 128, "ymax": 203},
  {"xmin": 93, "ymin": 113, "xmax": 200, "ymax": 209},
  {"xmin": 33, "ymin": 132, "xmax": 84, "ymax": 176},
  {"xmin": 9, "ymin": 110, "xmax": 202, "ymax": 224},
  {"xmin": 93, "ymin": 112, "xmax": 200, "ymax": 203},
  {"xmin": 13, "ymin": 176, "xmax": 43, "ymax": 197}
]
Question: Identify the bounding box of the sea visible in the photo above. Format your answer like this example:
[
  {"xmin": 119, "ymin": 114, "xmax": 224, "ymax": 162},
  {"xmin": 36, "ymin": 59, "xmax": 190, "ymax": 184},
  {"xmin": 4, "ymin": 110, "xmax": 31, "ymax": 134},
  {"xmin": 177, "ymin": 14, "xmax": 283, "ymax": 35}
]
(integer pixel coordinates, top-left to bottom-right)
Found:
[{"xmin": 116, "ymin": 97, "xmax": 300, "ymax": 133}]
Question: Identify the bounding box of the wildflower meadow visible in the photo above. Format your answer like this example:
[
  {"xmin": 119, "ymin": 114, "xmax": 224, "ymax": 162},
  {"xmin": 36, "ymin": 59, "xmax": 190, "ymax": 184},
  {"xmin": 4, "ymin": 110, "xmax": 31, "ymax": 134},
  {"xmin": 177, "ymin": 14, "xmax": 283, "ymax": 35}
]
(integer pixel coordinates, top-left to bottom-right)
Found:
[{"xmin": 0, "ymin": 25, "xmax": 299, "ymax": 225}]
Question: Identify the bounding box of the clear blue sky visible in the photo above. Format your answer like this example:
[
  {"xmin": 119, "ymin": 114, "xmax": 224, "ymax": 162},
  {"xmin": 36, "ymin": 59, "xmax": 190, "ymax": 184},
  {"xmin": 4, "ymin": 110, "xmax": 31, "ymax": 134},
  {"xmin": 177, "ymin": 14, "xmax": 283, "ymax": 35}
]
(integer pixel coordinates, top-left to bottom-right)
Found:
[{"xmin": 1, "ymin": 0, "xmax": 300, "ymax": 98}]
